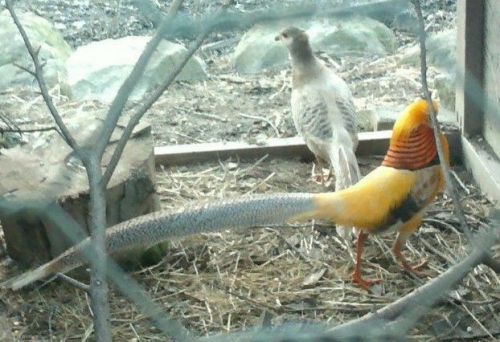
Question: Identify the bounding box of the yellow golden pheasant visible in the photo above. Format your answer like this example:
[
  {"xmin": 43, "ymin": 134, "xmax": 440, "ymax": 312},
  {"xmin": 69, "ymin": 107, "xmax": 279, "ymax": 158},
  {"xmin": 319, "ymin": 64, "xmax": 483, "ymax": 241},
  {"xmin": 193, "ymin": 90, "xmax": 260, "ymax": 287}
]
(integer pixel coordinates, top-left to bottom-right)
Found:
[{"xmin": 1, "ymin": 99, "xmax": 448, "ymax": 290}]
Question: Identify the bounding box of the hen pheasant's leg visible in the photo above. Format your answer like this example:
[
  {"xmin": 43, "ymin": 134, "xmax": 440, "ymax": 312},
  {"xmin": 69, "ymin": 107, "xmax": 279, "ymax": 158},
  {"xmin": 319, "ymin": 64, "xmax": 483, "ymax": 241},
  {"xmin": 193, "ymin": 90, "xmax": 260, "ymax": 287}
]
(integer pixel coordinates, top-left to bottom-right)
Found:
[
  {"xmin": 312, "ymin": 156, "xmax": 330, "ymax": 185},
  {"xmin": 393, "ymin": 214, "xmax": 428, "ymax": 276},
  {"xmin": 352, "ymin": 231, "xmax": 381, "ymax": 290}
]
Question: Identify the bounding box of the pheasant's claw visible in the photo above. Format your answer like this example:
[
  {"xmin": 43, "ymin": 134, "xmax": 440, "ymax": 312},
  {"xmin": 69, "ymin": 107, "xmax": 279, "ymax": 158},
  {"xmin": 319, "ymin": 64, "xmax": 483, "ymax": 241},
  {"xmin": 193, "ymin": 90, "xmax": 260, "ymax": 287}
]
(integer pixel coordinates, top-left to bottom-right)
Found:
[
  {"xmin": 311, "ymin": 169, "xmax": 332, "ymax": 185},
  {"xmin": 311, "ymin": 160, "xmax": 333, "ymax": 185},
  {"xmin": 313, "ymin": 174, "xmax": 326, "ymax": 185},
  {"xmin": 413, "ymin": 259, "xmax": 428, "ymax": 271},
  {"xmin": 352, "ymin": 272, "xmax": 382, "ymax": 291},
  {"xmin": 401, "ymin": 259, "xmax": 429, "ymax": 277}
]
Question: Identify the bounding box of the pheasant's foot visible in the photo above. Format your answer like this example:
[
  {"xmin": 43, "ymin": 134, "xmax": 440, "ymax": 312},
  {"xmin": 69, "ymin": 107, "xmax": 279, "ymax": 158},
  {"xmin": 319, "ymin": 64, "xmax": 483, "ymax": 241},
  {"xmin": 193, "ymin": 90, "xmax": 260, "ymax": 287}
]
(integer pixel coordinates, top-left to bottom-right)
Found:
[
  {"xmin": 311, "ymin": 159, "xmax": 333, "ymax": 185},
  {"xmin": 400, "ymin": 259, "xmax": 429, "ymax": 277},
  {"xmin": 352, "ymin": 271, "xmax": 382, "ymax": 291}
]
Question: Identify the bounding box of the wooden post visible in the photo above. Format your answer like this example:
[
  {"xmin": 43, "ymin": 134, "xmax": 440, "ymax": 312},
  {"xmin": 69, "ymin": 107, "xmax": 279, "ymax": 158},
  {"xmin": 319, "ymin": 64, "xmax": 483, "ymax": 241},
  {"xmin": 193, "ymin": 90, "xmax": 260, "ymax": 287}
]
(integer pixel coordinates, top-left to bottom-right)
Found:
[{"xmin": 456, "ymin": 0, "xmax": 485, "ymax": 137}]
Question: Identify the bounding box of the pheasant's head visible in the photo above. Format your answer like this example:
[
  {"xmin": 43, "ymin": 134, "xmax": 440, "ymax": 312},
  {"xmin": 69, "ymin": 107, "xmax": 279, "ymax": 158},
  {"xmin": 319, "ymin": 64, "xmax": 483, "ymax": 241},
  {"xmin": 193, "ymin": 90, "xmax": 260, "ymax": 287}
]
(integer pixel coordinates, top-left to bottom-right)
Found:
[
  {"xmin": 383, "ymin": 98, "xmax": 447, "ymax": 170},
  {"xmin": 275, "ymin": 26, "xmax": 315, "ymax": 67},
  {"xmin": 391, "ymin": 98, "xmax": 439, "ymax": 142},
  {"xmin": 275, "ymin": 26, "xmax": 309, "ymax": 47}
]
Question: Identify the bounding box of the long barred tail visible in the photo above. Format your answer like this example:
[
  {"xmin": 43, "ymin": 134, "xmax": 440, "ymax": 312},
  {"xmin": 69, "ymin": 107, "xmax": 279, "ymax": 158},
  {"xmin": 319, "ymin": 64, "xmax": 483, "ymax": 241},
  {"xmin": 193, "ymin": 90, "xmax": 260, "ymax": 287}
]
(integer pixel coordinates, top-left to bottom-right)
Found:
[
  {"xmin": 331, "ymin": 145, "xmax": 361, "ymax": 239},
  {"xmin": 1, "ymin": 193, "xmax": 316, "ymax": 290}
]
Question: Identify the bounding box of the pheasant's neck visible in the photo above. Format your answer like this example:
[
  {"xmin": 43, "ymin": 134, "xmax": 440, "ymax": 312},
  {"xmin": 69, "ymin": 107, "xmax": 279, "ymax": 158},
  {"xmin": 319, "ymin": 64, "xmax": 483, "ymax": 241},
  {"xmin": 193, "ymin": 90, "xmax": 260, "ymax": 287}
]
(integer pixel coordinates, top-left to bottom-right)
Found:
[
  {"xmin": 382, "ymin": 125, "xmax": 439, "ymax": 170},
  {"xmin": 290, "ymin": 44, "xmax": 322, "ymax": 87},
  {"xmin": 289, "ymin": 40, "xmax": 315, "ymax": 68}
]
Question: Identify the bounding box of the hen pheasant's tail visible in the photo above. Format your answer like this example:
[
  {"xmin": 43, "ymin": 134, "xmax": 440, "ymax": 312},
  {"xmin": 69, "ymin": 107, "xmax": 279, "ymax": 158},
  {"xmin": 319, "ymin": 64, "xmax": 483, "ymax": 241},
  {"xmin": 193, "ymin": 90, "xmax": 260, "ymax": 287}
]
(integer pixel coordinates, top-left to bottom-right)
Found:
[
  {"xmin": 331, "ymin": 145, "xmax": 361, "ymax": 239},
  {"xmin": 1, "ymin": 193, "xmax": 317, "ymax": 290}
]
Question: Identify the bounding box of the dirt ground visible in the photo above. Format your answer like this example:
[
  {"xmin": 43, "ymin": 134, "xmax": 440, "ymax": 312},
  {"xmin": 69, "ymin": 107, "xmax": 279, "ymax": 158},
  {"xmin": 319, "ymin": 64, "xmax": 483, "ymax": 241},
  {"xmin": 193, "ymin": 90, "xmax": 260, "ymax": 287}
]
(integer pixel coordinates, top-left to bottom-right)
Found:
[{"xmin": 1, "ymin": 0, "xmax": 499, "ymax": 341}]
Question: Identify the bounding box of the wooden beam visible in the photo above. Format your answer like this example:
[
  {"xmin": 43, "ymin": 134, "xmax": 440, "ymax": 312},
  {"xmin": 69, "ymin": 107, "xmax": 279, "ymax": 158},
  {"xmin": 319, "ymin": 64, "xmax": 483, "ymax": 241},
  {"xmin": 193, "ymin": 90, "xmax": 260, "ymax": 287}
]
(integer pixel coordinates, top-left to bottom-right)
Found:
[
  {"xmin": 456, "ymin": 0, "xmax": 485, "ymax": 137},
  {"xmin": 462, "ymin": 136, "xmax": 500, "ymax": 203},
  {"xmin": 483, "ymin": 0, "xmax": 500, "ymax": 157},
  {"xmin": 155, "ymin": 129, "xmax": 462, "ymax": 166}
]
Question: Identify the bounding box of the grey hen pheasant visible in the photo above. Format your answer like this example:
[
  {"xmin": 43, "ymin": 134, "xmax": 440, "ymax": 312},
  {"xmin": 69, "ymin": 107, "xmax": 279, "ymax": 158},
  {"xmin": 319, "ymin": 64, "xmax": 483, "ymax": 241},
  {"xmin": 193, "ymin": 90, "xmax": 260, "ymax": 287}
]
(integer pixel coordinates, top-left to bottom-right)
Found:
[{"xmin": 276, "ymin": 26, "xmax": 361, "ymax": 238}]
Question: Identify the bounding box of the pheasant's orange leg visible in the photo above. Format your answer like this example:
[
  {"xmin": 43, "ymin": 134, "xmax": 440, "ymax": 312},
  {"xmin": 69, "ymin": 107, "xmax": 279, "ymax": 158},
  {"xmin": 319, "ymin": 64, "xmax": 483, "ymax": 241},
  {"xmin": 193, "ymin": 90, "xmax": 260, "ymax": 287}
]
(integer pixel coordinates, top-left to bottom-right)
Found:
[
  {"xmin": 352, "ymin": 231, "xmax": 382, "ymax": 290},
  {"xmin": 393, "ymin": 234, "xmax": 429, "ymax": 277}
]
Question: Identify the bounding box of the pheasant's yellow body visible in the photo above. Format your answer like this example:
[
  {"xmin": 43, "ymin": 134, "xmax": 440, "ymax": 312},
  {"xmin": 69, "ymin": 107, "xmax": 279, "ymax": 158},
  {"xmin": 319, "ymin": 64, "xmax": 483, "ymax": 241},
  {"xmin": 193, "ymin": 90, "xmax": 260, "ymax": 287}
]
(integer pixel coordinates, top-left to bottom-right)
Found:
[{"xmin": 310, "ymin": 167, "xmax": 417, "ymax": 230}]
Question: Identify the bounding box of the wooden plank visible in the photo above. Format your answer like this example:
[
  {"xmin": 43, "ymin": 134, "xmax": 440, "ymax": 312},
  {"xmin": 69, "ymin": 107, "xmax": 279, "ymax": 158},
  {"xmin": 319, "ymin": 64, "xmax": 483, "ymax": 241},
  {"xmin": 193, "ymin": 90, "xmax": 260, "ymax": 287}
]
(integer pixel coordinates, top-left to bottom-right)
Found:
[
  {"xmin": 462, "ymin": 136, "xmax": 500, "ymax": 202},
  {"xmin": 155, "ymin": 129, "xmax": 462, "ymax": 166},
  {"xmin": 456, "ymin": 0, "xmax": 485, "ymax": 137},
  {"xmin": 483, "ymin": 0, "xmax": 500, "ymax": 157}
]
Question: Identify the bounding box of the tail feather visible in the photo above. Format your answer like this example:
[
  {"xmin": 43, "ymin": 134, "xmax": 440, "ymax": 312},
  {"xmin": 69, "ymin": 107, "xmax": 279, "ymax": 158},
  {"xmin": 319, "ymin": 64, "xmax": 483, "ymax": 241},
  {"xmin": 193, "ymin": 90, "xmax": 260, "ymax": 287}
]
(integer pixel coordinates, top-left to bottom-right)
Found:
[
  {"xmin": 331, "ymin": 145, "xmax": 361, "ymax": 239},
  {"xmin": 1, "ymin": 193, "xmax": 317, "ymax": 290},
  {"xmin": 2, "ymin": 264, "xmax": 52, "ymax": 291}
]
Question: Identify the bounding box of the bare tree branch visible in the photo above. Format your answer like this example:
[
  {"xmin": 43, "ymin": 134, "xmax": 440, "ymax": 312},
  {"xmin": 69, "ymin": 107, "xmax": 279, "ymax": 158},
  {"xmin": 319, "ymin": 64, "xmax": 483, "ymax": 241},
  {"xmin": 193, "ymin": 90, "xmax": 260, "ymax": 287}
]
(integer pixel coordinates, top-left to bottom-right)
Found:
[
  {"xmin": 411, "ymin": 0, "xmax": 474, "ymax": 241},
  {"xmin": 80, "ymin": 1, "xmax": 188, "ymax": 339},
  {"xmin": 412, "ymin": 0, "xmax": 499, "ymax": 274},
  {"xmin": 131, "ymin": 0, "xmax": 410, "ymax": 39},
  {"xmin": 56, "ymin": 273, "xmax": 90, "ymax": 292},
  {"xmin": 101, "ymin": 2, "xmax": 231, "ymax": 187},
  {"xmin": 4, "ymin": 0, "xmax": 77, "ymax": 149},
  {"xmin": 93, "ymin": 0, "xmax": 185, "ymax": 160},
  {"xmin": 4, "ymin": 0, "xmax": 190, "ymax": 339},
  {"xmin": 81, "ymin": 152, "xmax": 112, "ymax": 341}
]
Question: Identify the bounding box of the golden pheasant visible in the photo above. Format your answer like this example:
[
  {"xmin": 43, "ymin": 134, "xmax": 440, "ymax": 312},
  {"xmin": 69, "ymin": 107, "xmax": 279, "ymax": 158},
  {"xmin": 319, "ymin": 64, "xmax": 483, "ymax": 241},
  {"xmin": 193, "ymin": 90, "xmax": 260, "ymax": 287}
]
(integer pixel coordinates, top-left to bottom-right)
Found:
[
  {"xmin": 1, "ymin": 99, "xmax": 448, "ymax": 291},
  {"xmin": 275, "ymin": 26, "xmax": 361, "ymax": 238}
]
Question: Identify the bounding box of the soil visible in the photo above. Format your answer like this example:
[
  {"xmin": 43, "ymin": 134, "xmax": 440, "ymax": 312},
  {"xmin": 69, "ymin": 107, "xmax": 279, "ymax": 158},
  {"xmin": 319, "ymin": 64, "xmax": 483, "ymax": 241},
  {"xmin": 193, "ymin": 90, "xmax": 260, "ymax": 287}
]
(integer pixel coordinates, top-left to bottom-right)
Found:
[{"xmin": 3, "ymin": 0, "xmax": 499, "ymax": 341}]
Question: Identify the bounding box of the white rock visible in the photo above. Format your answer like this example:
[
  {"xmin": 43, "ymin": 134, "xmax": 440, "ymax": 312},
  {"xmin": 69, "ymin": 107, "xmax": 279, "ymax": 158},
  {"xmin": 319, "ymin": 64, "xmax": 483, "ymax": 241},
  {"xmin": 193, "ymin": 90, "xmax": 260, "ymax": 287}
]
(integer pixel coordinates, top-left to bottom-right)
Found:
[
  {"xmin": 401, "ymin": 29, "xmax": 456, "ymax": 73},
  {"xmin": 0, "ymin": 10, "xmax": 72, "ymax": 93},
  {"xmin": 67, "ymin": 36, "xmax": 207, "ymax": 103},
  {"xmin": 233, "ymin": 17, "xmax": 397, "ymax": 74},
  {"xmin": 401, "ymin": 29, "xmax": 457, "ymax": 111}
]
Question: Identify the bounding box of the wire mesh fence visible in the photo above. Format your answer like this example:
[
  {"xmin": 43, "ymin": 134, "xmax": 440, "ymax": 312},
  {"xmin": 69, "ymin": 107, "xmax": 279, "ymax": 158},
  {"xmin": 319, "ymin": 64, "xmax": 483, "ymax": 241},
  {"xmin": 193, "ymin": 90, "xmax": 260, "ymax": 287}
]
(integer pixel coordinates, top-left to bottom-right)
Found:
[{"xmin": 0, "ymin": 0, "xmax": 499, "ymax": 340}]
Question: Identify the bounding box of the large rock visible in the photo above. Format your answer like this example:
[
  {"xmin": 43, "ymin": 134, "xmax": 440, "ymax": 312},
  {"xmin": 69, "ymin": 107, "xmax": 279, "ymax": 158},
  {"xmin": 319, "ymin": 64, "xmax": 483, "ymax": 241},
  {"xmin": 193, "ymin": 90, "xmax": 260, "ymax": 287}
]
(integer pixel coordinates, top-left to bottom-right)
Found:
[
  {"xmin": 0, "ymin": 10, "xmax": 72, "ymax": 93},
  {"xmin": 233, "ymin": 17, "xmax": 396, "ymax": 74},
  {"xmin": 67, "ymin": 36, "xmax": 208, "ymax": 103},
  {"xmin": 402, "ymin": 29, "xmax": 456, "ymax": 110},
  {"xmin": 433, "ymin": 73, "xmax": 456, "ymax": 111},
  {"xmin": 401, "ymin": 29, "xmax": 456, "ymax": 73}
]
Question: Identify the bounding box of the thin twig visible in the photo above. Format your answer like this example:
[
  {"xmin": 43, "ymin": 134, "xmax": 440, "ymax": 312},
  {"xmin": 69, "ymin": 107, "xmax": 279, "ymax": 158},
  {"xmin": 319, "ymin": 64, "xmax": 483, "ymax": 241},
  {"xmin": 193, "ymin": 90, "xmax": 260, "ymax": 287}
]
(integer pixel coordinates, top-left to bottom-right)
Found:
[
  {"xmin": 412, "ymin": 0, "xmax": 500, "ymax": 275},
  {"xmin": 5, "ymin": 0, "xmax": 77, "ymax": 149},
  {"xmin": 131, "ymin": 0, "xmax": 409, "ymax": 39},
  {"xmin": 239, "ymin": 113, "xmax": 280, "ymax": 137},
  {"xmin": 0, "ymin": 126, "xmax": 59, "ymax": 134},
  {"xmin": 57, "ymin": 273, "xmax": 90, "ymax": 292},
  {"xmin": 411, "ymin": 0, "xmax": 473, "ymax": 242},
  {"xmin": 101, "ymin": 1, "xmax": 232, "ymax": 187},
  {"xmin": 86, "ymin": 1, "xmax": 185, "ymax": 339},
  {"xmin": 450, "ymin": 170, "xmax": 470, "ymax": 195},
  {"xmin": 94, "ymin": 0, "xmax": 185, "ymax": 160},
  {"xmin": 439, "ymin": 330, "xmax": 500, "ymax": 341}
]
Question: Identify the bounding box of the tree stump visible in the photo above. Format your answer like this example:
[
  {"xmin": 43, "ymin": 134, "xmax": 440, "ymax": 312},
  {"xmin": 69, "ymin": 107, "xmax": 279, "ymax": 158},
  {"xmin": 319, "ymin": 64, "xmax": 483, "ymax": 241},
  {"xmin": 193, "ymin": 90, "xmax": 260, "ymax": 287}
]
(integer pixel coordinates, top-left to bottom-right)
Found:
[{"xmin": 0, "ymin": 111, "xmax": 162, "ymax": 267}]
